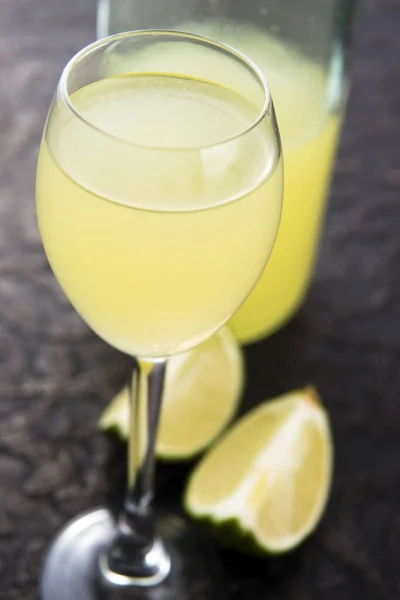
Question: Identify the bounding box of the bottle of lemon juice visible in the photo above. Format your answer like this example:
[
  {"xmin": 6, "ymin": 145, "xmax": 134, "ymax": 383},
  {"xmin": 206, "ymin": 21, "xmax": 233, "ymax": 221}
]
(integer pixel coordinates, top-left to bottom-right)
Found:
[{"xmin": 98, "ymin": 0, "xmax": 357, "ymax": 344}]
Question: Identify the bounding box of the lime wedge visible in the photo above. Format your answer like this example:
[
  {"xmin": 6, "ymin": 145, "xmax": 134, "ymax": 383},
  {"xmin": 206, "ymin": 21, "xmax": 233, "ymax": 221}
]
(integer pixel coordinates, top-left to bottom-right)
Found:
[
  {"xmin": 185, "ymin": 388, "xmax": 333, "ymax": 554},
  {"xmin": 99, "ymin": 328, "xmax": 244, "ymax": 460}
]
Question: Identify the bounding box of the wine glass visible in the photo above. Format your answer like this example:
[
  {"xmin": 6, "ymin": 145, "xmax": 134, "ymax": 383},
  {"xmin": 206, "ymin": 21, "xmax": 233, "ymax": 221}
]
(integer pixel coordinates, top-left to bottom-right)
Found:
[{"xmin": 36, "ymin": 30, "xmax": 283, "ymax": 600}]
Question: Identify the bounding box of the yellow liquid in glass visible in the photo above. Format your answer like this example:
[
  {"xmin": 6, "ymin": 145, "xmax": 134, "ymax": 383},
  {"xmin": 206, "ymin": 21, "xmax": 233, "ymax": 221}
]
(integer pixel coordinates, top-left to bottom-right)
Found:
[
  {"xmin": 176, "ymin": 21, "xmax": 343, "ymax": 342},
  {"xmin": 37, "ymin": 74, "xmax": 282, "ymax": 358}
]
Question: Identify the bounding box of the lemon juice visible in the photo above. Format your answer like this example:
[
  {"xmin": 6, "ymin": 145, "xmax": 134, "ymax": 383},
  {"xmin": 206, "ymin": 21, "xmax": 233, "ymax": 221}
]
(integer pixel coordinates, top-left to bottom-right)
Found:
[{"xmin": 37, "ymin": 72, "xmax": 282, "ymax": 358}]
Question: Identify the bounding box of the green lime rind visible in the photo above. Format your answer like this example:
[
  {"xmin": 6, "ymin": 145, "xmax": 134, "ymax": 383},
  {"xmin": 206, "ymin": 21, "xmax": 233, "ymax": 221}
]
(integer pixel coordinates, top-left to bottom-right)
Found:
[
  {"xmin": 100, "ymin": 421, "xmax": 126, "ymax": 441},
  {"xmin": 185, "ymin": 488, "xmax": 331, "ymax": 557},
  {"xmin": 184, "ymin": 512, "xmax": 272, "ymax": 557}
]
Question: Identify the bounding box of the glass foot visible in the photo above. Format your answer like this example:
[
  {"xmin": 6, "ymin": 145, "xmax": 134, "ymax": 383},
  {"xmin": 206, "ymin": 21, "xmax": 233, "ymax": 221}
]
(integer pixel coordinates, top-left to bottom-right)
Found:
[{"xmin": 40, "ymin": 508, "xmax": 226, "ymax": 600}]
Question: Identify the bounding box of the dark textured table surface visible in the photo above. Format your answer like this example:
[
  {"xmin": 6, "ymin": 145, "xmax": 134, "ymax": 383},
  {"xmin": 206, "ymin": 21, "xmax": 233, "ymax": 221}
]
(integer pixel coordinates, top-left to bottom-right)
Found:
[{"xmin": 1, "ymin": 0, "xmax": 400, "ymax": 598}]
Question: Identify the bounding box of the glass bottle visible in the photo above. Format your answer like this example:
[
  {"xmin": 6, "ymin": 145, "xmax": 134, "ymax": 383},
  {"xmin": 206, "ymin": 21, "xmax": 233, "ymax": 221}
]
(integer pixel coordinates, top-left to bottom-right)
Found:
[{"xmin": 98, "ymin": 0, "xmax": 358, "ymax": 343}]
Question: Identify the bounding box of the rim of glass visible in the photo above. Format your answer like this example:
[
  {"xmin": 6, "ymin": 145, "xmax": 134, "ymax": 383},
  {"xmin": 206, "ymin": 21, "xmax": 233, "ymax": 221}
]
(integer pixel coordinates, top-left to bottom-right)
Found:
[{"xmin": 58, "ymin": 29, "xmax": 272, "ymax": 152}]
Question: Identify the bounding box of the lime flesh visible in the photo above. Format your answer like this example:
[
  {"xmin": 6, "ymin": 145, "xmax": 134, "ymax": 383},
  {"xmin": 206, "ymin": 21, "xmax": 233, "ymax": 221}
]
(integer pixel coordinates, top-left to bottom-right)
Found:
[
  {"xmin": 185, "ymin": 388, "xmax": 333, "ymax": 553},
  {"xmin": 99, "ymin": 327, "xmax": 244, "ymax": 460}
]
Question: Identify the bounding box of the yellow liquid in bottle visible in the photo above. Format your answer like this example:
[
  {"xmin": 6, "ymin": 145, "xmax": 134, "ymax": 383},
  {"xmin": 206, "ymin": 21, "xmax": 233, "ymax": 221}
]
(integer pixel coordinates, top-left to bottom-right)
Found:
[{"xmin": 177, "ymin": 21, "xmax": 343, "ymax": 342}]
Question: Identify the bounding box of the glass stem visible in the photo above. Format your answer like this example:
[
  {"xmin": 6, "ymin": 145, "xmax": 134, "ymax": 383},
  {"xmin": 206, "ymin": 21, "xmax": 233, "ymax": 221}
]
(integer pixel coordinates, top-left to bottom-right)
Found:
[{"xmin": 103, "ymin": 357, "xmax": 171, "ymax": 586}]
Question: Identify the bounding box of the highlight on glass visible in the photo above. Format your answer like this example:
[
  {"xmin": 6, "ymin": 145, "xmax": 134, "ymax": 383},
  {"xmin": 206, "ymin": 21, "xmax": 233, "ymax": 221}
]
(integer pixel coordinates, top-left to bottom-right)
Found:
[{"xmin": 36, "ymin": 30, "xmax": 283, "ymax": 600}]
